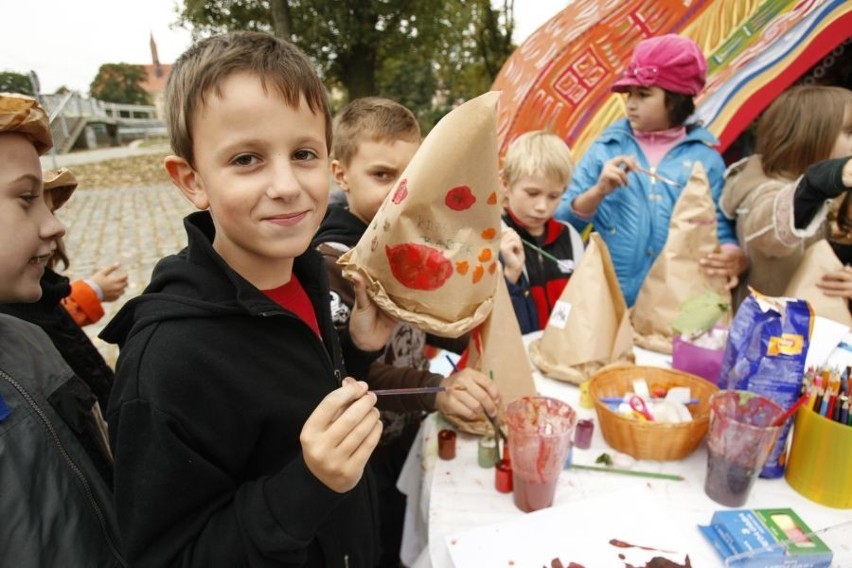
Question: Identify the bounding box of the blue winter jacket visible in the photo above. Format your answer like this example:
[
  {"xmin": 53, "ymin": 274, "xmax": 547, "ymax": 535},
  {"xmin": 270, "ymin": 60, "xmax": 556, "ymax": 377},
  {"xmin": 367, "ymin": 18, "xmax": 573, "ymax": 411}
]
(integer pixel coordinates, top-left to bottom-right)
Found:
[{"xmin": 555, "ymin": 119, "xmax": 735, "ymax": 306}]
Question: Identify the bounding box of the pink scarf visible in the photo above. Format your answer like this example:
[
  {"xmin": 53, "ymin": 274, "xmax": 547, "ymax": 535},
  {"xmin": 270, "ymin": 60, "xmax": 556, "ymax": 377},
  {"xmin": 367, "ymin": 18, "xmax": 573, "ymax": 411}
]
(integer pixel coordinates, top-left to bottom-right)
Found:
[{"xmin": 634, "ymin": 125, "xmax": 686, "ymax": 168}]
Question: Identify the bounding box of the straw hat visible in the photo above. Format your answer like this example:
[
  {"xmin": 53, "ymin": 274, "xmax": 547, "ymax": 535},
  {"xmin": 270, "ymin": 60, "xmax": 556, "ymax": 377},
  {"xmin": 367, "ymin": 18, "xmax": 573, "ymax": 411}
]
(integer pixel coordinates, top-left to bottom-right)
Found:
[
  {"xmin": 42, "ymin": 168, "xmax": 78, "ymax": 212},
  {"xmin": 0, "ymin": 93, "xmax": 53, "ymax": 155}
]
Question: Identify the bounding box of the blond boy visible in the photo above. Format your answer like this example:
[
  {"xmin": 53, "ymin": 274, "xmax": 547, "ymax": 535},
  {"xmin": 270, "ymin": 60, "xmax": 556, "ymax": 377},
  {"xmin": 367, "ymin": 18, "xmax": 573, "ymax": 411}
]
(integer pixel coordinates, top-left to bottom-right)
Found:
[
  {"xmin": 500, "ymin": 131, "xmax": 584, "ymax": 333},
  {"xmin": 100, "ymin": 33, "xmax": 395, "ymax": 566}
]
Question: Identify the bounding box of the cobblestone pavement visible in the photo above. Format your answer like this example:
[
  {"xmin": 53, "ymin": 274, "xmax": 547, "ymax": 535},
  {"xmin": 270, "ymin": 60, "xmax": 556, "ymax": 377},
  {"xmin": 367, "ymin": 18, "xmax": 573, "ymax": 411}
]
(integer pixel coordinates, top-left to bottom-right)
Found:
[{"xmin": 59, "ymin": 183, "xmax": 195, "ymax": 366}]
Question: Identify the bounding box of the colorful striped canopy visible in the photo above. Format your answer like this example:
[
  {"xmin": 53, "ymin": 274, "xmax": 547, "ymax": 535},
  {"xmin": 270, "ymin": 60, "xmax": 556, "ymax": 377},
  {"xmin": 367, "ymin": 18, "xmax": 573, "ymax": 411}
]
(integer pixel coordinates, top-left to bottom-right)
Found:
[{"xmin": 492, "ymin": 0, "xmax": 852, "ymax": 162}]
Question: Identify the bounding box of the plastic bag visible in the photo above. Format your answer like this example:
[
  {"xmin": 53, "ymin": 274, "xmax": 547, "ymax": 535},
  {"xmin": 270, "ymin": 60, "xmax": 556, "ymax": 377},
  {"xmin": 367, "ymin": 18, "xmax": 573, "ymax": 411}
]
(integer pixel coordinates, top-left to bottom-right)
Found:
[{"xmin": 719, "ymin": 291, "xmax": 813, "ymax": 478}]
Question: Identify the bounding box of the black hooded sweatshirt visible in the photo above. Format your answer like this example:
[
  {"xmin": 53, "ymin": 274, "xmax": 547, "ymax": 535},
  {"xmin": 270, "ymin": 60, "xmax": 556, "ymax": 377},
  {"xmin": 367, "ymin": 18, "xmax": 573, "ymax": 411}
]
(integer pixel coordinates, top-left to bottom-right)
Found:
[{"xmin": 100, "ymin": 211, "xmax": 380, "ymax": 567}]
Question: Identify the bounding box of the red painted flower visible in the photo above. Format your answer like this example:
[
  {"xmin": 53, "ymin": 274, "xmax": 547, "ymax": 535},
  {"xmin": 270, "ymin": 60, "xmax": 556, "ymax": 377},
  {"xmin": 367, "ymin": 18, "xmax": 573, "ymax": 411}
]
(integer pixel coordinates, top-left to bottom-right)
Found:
[
  {"xmin": 386, "ymin": 243, "xmax": 453, "ymax": 290},
  {"xmin": 445, "ymin": 185, "xmax": 476, "ymax": 211},
  {"xmin": 392, "ymin": 179, "xmax": 409, "ymax": 204}
]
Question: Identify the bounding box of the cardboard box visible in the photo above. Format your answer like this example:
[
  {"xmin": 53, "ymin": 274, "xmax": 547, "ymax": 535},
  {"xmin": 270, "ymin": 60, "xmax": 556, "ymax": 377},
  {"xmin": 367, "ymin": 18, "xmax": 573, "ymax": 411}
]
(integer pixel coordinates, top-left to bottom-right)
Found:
[{"xmin": 699, "ymin": 508, "xmax": 832, "ymax": 567}]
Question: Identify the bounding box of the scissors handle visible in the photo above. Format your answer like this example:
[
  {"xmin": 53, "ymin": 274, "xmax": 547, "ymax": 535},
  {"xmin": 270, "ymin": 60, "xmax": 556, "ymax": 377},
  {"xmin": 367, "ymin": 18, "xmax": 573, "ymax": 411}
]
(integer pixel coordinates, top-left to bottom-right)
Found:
[{"xmin": 629, "ymin": 396, "xmax": 654, "ymax": 421}]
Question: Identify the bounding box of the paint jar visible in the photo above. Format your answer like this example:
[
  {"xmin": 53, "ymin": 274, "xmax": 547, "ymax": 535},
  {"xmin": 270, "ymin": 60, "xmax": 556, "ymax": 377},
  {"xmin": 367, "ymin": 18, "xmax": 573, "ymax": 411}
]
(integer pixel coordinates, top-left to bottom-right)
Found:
[
  {"xmin": 478, "ymin": 436, "xmax": 498, "ymax": 468},
  {"xmin": 438, "ymin": 429, "xmax": 456, "ymax": 460},
  {"xmin": 574, "ymin": 418, "xmax": 594, "ymax": 450},
  {"xmin": 579, "ymin": 380, "xmax": 594, "ymax": 409},
  {"xmin": 495, "ymin": 459, "xmax": 513, "ymax": 493}
]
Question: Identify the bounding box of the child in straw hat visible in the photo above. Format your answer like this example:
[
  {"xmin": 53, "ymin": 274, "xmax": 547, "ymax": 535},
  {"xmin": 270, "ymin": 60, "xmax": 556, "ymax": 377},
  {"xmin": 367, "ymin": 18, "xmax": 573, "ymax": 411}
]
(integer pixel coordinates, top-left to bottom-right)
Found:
[{"xmin": 0, "ymin": 92, "xmax": 124, "ymax": 565}]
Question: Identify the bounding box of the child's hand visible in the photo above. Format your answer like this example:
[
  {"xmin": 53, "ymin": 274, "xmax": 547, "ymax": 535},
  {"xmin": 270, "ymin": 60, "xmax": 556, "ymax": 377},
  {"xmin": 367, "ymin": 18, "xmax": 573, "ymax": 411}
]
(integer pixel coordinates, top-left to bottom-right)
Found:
[
  {"xmin": 436, "ymin": 369, "xmax": 501, "ymax": 421},
  {"xmin": 699, "ymin": 245, "xmax": 748, "ymax": 290},
  {"xmin": 594, "ymin": 155, "xmax": 639, "ymax": 197},
  {"xmin": 301, "ymin": 378, "xmax": 382, "ymax": 493},
  {"xmin": 92, "ymin": 262, "xmax": 129, "ymax": 302},
  {"xmin": 346, "ymin": 271, "xmax": 396, "ymax": 352},
  {"xmin": 817, "ymin": 265, "xmax": 852, "ymax": 299},
  {"xmin": 500, "ymin": 228, "xmax": 525, "ymax": 283}
]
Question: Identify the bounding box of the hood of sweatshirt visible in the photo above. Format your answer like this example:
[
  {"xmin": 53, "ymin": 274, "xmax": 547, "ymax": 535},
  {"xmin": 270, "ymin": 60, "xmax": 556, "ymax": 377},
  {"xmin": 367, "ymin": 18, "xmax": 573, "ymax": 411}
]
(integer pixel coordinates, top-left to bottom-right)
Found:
[
  {"xmin": 312, "ymin": 204, "xmax": 369, "ymax": 249},
  {"xmin": 100, "ymin": 211, "xmax": 318, "ymax": 348}
]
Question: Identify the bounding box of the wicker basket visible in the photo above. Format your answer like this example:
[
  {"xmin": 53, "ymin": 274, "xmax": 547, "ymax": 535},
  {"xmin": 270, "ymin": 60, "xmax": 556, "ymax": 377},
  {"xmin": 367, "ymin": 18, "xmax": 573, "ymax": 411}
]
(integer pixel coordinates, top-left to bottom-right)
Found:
[{"xmin": 589, "ymin": 365, "xmax": 719, "ymax": 461}]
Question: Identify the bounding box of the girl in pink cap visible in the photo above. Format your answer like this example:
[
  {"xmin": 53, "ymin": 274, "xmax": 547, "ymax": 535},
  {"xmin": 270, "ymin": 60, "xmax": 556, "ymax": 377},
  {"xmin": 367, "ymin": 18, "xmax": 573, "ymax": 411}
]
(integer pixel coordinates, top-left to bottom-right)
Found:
[{"xmin": 555, "ymin": 34, "xmax": 746, "ymax": 306}]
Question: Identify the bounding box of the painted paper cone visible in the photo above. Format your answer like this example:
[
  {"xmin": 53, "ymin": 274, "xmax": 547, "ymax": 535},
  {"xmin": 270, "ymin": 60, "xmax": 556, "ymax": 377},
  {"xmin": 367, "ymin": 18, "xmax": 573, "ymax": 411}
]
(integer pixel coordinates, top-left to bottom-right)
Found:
[
  {"xmin": 784, "ymin": 239, "xmax": 852, "ymax": 326},
  {"xmin": 339, "ymin": 92, "xmax": 503, "ymax": 338},
  {"xmin": 529, "ymin": 233, "xmax": 634, "ymax": 385},
  {"xmin": 445, "ymin": 276, "xmax": 536, "ymax": 435},
  {"xmin": 631, "ymin": 162, "xmax": 731, "ymax": 354}
]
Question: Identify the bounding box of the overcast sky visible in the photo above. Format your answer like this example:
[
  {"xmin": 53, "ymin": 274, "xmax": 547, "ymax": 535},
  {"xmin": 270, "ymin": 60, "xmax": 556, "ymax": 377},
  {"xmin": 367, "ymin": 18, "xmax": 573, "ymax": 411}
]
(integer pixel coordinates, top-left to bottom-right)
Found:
[{"xmin": 1, "ymin": 0, "xmax": 571, "ymax": 95}]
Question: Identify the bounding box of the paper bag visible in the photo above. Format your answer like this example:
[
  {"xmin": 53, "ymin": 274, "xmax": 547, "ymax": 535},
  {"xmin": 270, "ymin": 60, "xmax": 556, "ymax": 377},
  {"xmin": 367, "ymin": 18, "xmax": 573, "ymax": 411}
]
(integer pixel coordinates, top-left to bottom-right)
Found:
[
  {"xmin": 339, "ymin": 92, "xmax": 503, "ymax": 337},
  {"xmin": 444, "ymin": 276, "xmax": 537, "ymax": 436},
  {"xmin": 783, "ymin": 239, "xmax": 852, "ymax": 326},
  {"xmin": 631, "ymin": 162, "xmax": 731, "ymax": 354},
  {"xmin": 528, "ymin": 233, "xmax": 635, "ymax": 385}
]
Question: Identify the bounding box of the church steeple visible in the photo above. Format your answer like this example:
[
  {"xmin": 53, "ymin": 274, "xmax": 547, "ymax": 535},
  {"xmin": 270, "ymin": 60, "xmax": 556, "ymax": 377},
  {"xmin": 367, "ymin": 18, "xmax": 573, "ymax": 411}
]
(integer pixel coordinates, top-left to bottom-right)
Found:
[{"xmin": 150, "ymin": 32, "xmax": 163, "ymax": 77}]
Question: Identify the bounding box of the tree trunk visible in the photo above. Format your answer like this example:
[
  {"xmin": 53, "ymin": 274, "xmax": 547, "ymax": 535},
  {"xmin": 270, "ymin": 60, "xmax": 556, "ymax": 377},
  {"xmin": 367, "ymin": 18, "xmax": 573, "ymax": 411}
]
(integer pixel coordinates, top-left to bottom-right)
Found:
[
  {"xmin": 270, "ymin": 0, "xmax": 292, "ymax": 39},
  {"xmin": 341, "ymin": 42, "xmax": 378, "ymax": 99}
]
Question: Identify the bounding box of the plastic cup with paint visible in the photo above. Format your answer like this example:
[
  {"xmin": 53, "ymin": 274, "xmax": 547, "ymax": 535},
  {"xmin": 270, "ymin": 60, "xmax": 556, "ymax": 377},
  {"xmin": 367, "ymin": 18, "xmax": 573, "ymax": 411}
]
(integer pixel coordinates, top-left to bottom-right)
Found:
[
  {"xmin": 704, "ymin": 391, "xmax": 784, "ymax": 507},
  {"xmin": 505, "ymin": 396, "xmax": 576, "ymax": 512}
]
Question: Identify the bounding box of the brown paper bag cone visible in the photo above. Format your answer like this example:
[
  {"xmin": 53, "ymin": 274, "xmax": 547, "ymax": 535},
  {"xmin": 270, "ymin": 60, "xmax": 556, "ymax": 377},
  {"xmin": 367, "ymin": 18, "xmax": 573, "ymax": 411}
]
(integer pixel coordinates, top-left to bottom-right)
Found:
[
  {"xmin": 529, "ymin": 233, "xmax": 635, "ymax": 385},
  {"xmin": 339, "ymin": 92, "xmax": 503, "ymax": 338},
  {"xmin": 631, "ymin": 162, "xmax": 731, "ymax": 354},
  {"xmin": 783, "ymin": 239, "xmax": 852, "ymax": 326},
  {"xmin": 444, "ymin": 276, "xmax": 537, "ymax": 436}
]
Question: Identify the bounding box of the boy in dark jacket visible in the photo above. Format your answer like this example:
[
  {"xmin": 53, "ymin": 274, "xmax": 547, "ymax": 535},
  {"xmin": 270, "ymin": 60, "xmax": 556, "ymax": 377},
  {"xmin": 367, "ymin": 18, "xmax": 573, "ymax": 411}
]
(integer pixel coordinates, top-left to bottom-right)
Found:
[
  {"xmin": 499, "ymin": 131, "xmax": 584, "ymax": 333},
  {"xmin": 100, "ymin": 33, "xmax": 395, "ymax": 567},
  {"xmin": 0, "ymin": 93, "xmax": 124, "ymax": 566},
  {"xmin": 313, "ymin": 97, "xmax": 500, "ymax": 566}
]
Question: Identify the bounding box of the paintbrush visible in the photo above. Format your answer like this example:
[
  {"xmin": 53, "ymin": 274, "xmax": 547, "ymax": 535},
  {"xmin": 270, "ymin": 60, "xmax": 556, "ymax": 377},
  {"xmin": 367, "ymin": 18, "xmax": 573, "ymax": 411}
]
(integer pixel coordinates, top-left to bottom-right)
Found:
[
  {"xmin": 570, "ymin": 463, "xmax": 684, "ymax": 481},
  {"xmin": 632, "ymin": 166, "xmax": 680, "ymax": 188},
  {"xmin": 372, "ymin": 386, "xmax": 447, "ymax": 396},
  {"xmin": 520, "ymin": 238, "xmax": 575, "ymax": 272}
]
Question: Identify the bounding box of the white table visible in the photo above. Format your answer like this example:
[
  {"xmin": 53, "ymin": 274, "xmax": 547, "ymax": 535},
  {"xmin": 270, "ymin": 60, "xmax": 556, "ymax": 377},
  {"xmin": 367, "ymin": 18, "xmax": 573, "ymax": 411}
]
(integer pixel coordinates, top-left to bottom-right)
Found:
[{"xmin": 397, "ymin": 333, "xmax": 852, "ymax": 567}]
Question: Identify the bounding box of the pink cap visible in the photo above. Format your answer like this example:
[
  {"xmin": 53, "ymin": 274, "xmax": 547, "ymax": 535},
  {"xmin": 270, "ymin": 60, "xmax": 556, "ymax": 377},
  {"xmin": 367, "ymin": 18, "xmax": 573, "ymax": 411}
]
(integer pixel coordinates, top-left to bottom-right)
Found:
[{"xmin": 611, "ymin": 34, "xmax": 707, "ymax": 96}]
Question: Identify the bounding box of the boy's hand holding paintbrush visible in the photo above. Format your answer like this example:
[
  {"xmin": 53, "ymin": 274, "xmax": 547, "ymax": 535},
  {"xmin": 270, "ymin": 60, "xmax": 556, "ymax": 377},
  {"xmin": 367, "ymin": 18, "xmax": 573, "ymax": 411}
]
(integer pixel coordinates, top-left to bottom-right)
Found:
[{"xmin": 301, "ymin": 378, "xmax": 383, "ymax": 494}]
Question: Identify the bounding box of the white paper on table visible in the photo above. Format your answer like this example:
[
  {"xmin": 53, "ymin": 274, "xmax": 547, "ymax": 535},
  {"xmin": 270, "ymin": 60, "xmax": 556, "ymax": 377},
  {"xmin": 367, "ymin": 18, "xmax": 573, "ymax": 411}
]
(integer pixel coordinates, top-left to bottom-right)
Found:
[
  {"xmin": 805, "ymin": 315, "xmax": 850, "ymax": 369},
  {"xmin": 445, "ymin": 491, "xmax": 717, "ymax": 567}
]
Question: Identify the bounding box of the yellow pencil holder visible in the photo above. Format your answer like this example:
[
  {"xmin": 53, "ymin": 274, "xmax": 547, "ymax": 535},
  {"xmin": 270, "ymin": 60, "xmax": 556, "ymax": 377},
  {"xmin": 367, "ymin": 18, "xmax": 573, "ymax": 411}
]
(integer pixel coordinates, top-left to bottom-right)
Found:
[{"xmin": 785, "ymin": 407, "xmax": 852, "ymax": 509}]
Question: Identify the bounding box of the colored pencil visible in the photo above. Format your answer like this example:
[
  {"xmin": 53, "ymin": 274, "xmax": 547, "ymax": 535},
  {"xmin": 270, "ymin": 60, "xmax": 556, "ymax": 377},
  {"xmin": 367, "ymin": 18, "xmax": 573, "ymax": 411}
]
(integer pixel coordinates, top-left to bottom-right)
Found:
[{"xmin": 569, "ymin": 463, "xmax": 684, "ymax": 481}]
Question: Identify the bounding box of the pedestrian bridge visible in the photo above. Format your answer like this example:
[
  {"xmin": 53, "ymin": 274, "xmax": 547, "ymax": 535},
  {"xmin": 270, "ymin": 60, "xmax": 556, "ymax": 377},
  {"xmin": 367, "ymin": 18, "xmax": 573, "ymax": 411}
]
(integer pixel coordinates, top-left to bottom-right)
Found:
[{"xmin": 39, "ymin": 92, "xmax": 165, "ymax": 154}]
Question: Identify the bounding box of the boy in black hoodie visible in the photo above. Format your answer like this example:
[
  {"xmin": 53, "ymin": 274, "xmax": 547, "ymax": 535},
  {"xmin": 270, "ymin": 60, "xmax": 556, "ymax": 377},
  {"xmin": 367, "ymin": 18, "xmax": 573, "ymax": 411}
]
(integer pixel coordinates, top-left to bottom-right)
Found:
[
  {"xmin": 100, "ymin": 33, "xmax": 395, "ymax": 567},
  {"xmin": 313, "ymin": 97, "xmax": 500, "ymax": 566}
]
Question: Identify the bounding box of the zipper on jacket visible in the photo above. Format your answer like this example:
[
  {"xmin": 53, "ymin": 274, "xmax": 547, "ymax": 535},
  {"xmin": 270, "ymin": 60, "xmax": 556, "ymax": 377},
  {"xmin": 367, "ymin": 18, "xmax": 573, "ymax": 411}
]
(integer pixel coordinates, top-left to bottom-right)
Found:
[
  {"xmin": 0, "ymin": 368, "xmax": 127, "ymax": 566},
  {"xmin": 258, "ymin": 310, "xmax": 339, "ymax": 385}
]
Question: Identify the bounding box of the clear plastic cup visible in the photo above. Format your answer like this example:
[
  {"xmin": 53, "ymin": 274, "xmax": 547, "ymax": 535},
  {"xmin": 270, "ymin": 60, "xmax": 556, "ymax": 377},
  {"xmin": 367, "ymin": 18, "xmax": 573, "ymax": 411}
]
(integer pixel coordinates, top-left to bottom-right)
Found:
[
  {"xmin": 505, "ymin": 397, "xmax": 576, "ymax": 512},
  {"xmin": 704, "ymin": 390, "xmax": 785, "ymax": 507}
]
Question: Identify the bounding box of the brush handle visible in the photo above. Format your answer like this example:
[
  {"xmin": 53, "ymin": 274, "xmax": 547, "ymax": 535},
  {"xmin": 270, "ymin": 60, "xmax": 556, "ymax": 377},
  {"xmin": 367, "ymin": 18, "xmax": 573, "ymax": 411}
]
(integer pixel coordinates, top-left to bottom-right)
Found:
[
  {"xmin": 372, "ymin": 386, "xmax": 447, "ymax": 396},
  {"xmin": 570, "ymin": 463, "xmax": 684, "ymax": 481}
]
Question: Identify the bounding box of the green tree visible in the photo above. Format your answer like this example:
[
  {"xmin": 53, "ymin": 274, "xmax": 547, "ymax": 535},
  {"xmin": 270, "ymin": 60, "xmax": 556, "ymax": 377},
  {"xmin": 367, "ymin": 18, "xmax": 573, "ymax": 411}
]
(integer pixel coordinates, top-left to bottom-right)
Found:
[
  {"xmin": 176, "ymin": 0, "xmax": 515, "ymax": 124},
  {"xmin": 0, "ymin": 71, "xmax": 35, "ymax": 96},
  {"xmin": 89, "ymin": 63, "xmax": 151, "ymax": 105}
]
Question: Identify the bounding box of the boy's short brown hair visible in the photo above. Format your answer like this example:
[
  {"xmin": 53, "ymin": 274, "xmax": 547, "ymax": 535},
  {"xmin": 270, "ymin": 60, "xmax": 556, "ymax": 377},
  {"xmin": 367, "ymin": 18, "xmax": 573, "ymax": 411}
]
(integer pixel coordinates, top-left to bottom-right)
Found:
[
  {"xmin": 332, "ymin": 97, "xmax": 420, "ymax": 166},
  {"xmin": 164, "ymin": 31, "xmax": 332, "ymax": 167},
  {"xmin": 502, "ymin": 130, "xmax": 574, "ymax": 189}
]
